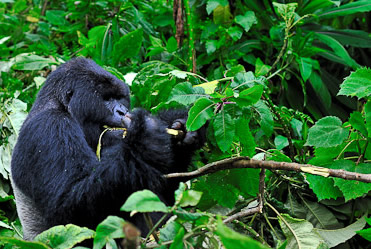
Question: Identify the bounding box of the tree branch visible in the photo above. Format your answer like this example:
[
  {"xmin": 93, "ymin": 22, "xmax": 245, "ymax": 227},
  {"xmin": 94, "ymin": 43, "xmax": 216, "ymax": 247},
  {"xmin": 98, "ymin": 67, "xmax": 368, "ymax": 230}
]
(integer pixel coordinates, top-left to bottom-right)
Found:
[{"xmin": 165, "ymin": 157, "xmax": 371, "ymax": 183}]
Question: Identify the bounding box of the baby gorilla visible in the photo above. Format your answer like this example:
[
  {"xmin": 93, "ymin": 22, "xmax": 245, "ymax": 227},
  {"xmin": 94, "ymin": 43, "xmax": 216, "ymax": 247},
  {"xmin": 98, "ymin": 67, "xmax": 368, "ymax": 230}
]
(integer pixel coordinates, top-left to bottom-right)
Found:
[{"xmin": 11, "ymin": 58, "xmax": 205, "ymax": 240}]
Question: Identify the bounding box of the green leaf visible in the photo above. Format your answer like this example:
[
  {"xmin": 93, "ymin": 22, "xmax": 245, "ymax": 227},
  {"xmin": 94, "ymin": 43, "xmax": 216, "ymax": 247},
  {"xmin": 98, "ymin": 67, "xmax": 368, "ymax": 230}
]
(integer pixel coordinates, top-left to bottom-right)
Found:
[
  {"xmin": 213, "ymin": 111, "xmax": 235, "ymax": 152},
  {"xmin": 315, "ymin": 215, "xmax": 367, "ymax": 247},
  {"xmin": 309, "ymin": 71, "xmax": 331, "ymax": 110},
  {"xmin": 349, "ymin": 111, "xmax": 368, "ymax": 137},
  {"xmin": 330, "ymin": 161, "xmax": 371, "ymax": 201},
  {"xmin": 45, "ymin": 10, "xmax": 67, "ymax": 26},
  {"xmin": 194, "ymin": 80, "xmax": 218, "ymax": 94},
  {"xmin": 229, "ymin": 168, "xmax": 260, "ymax": 198},
  {"xmin": 13, "ymin": 54, "xmax": 56, "ymax": 71},
  {"xmin": 179, "ymin": 190, "xmax": 203, "ymax": 207},
  {"xmin": 206, "ymin": 40, "xmax": 218, "ymax": 54},
  {"xmin": 213, "ymin": 4, "xmax": 233, "ymax": 26},
  {"xmin": 169, "ymin": 70, "xmax": 188, "ymax": 79},
  {"xmin": 357, "ymin": 228, "xmax": 371, "ymax": 242},
  {"xmin": 35, "ymin": 224, "xmax": 94, "ymax": 249},
  {"xmin": 275, "ymin": 135, "xmax": 289, "ymax": 150},
  {"xmin": 235, "ymin": 11, "xmax": 257, "ymax": 33},
  {"xmin": 93, "ymin": 216, "xmax": 128, "ymax": 249},
  {"xmin": 166, "ymin": 36, "xmax": 178, "ymax": 53},
  {"xmin": 306, "ymin": 174, "xmax": 343, "ymax": 201},
  {"xmin": 338, "ymin": 68, "xmax": 371, "ymax": 99},
  {"xmin": 318, "ymin": 0, "xmax": 371, "ymax": 20},
  {"xmin": 315, "ymin": 33, "xmax": 360, "ymax": 69},
  {"xmin": 113, "ymin": 28, "xmax": 143, "ymax": 65},
  {"xmin": 186, "ymin": 98, "xmax": 215, "ymax": 131},
  {"xmin": 227, "ymin": 26, "xmax": 243, "ymax": 41},
  {"xmin": 305, "ymin": 116, "xmax": 348, "ymax": 148},
  {"xmin": 120, "ymin": 190, "xmax": 169, "ymax": 213},
  {"xmin": 235, "ymin": 85, "xmax": 264, "ymax": 107},
  {"xmin": 236, "ymin": 118, "xmax": 256, "ymax": 157},
  {"xmin": 168, "ymin": 82, "xmax": 207, "ymax": 106},
  {"xmin": 297, "ymin": 57, "xmax": 313, "ymax": 82},
  {"xmin": 301, "ymin": 199, "xmax": 341, "ymax": 229},
  {"xmin": 159, "ymin": 221, "xmax": 182, "ymax": 242},
  {"xmin": 215, "ymin": 219, "xmax": 269, "ymax": 249},
  {"xmin": 206, "ymin": 0, "xmax": 229, "ymax": 15},
  {"xmin": 0, "ymin": 237, "xmax": 49, "ymax": 249},
  {"xmin": 169, "ymin": 226, "xmax": 185, "ymax": 249},
  {"xmin": 254, "ymin": 100, "xmax": 274, "ymax": 137},
  {"xmin": 278, "ymin": 214, "xmax": 326, "ymax": 249},
  {"xmin": 254, "ymin": 58, "xmax": 271, "ymax": 77},
  {"xmin": 366, "ymin": 101, "xmax": 371, "ymax": 137}
]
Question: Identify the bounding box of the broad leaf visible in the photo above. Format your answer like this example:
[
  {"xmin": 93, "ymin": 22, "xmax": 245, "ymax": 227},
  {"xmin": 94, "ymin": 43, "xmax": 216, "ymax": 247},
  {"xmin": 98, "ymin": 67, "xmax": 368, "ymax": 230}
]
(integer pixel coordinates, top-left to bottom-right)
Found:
[
  {"xmin": 213, "ymin": 111, "xmax": 235, "ymax": 152},
  {"xmin": 314, "ymin": 215, "xmax": 367, "ymax": 247},
  {"xmin": 254, "ymin": 100, "xmax": 274, "ymax": 137},
  {"xmin": 0, "ymin": 237, "xmax": 49, "ymax": 249},
  {"xmin": 296, "ymin": 57, "xmax": 313, "ymax": 82},
  {"xmin": 113, "ymin": 28, "xmax": 143, "ymax": 65},
  {"xmin": 235, "ymin": 11, "xmax": 257, "ymax": 33},
  {"xmin": 35, "ymin": 224, "xmax": 94, "ymax": 249},
  {"xmin": 13, "ymin": 54, "xmax": 57, "ymax": 71},
  {"xmin": 168, "ymin": 82, "xmax": 207, "ymax": 105},
  {"xmin": 318, "ymin": 1, "xmax": 371, "ymax": 19},
  {"xmin": 305, "ymin": 116, "xmax": 348, "ymax": 148},
  {"xmin": 278, "ymin": 214, "xmax": 327, "ymax": 249},
  {"xmin": 235, "ymin": 84, "xmax": 264, "ymax": 107},
  {"xmin": 186, "ymin": 98, "xmax": 215, "ymax": 131},
  {"xmin": 338, "ymin": 68, "xmax": 371, "ymax": 99},
  {"xmin": 93, "ymin": 216, "xmax": 128, "ymax": 249},
  {"xmin": 215, "ymin": 219, "xmax": 268, "ymax": 249},
  {"xmin": 206, "ymin": 0, "xmax": 229, "ymax": 15},
  {"xmin": 349, "ymin": 111, "xmax": 367, "ymax": 137},
  {"xmin": 120, "ymin": 190, "xmax": 169, "ymax": 213}
]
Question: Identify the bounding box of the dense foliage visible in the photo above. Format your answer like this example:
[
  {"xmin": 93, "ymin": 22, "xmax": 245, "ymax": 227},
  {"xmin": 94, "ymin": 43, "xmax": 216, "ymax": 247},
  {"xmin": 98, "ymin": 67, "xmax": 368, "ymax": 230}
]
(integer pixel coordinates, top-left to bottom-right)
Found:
[{"xmin": 1, "ymin": 0, "xmax": 371, "ymax": 248}]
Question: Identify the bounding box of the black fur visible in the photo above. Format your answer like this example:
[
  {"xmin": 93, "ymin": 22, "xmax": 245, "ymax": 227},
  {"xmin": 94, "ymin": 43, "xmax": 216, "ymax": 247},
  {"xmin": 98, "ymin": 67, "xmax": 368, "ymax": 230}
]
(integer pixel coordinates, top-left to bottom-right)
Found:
[{"xmin": 11, "ymin": 58, "xmax": 204, "ymax": 240}]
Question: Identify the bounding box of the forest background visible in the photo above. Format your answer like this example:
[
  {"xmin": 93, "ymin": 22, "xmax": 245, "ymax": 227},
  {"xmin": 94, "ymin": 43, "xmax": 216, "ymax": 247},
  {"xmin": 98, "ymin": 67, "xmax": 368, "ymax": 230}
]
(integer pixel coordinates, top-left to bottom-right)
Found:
[{"xmin": 1, "ymin": 0, "xmax": 371, "ymax": 248}]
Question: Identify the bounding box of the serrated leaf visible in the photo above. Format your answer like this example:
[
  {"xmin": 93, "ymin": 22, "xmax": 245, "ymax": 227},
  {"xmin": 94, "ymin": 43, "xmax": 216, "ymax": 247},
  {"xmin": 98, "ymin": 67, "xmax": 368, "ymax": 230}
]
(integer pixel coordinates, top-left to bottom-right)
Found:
[
  {"xmin": 235, "ymin": 11, "xmax": 257, "ymax": 33},
  {"xmin": 330, "ymin": 161, "xmax": 371, "ymax": 201},
  {"xmin": 338, "ymin": 68, "xmax": 371, "ymax": 99},
  {"xmin": 186, "ymin": 98, "xmax": 215, "ymax": 131},
  {"xmin": 35, "ymin": 224, "xmax": 94, "ymax": 249},
  {"xmin": 120, "ymin": 190, "xmax": 169, "ymax": 213},
  {"xmin": 278, "ymin": 214, "xmax": 327, "ymax": 249},
  {"xmin": 315, "ymin": 215, "xmax": 367, "ymax": 247},
  {"xmin": 0, "ymin": 237, "xmax": 49, "ymax": 249},
  {"xmin": 235, "ymin": 85, "xmax": 264, "ymax": 107},
  {"xmin": 349, "ymin": 111, "xmax": 368, "ymax": 137},
  {"xmin": 93, "ymin": 216, "xmax": 128, "ymax": 249},
  {"xmin": 213, "ymin": 111, "xmax": 235, "ymax": 152},
  {"xmin": 366, "ymin": 101, "xmax": 371, "ymax": 137},
  {"xmin": 305, "ymin": 116, "xmax": 348, "ymax": 148},
  {"xmin": 215, "ymin": 219, "xmax": 269, "ymax": 249},
  {"xmin": 306, "ymin": 174, "xmax": 343, "ymax": 201}
]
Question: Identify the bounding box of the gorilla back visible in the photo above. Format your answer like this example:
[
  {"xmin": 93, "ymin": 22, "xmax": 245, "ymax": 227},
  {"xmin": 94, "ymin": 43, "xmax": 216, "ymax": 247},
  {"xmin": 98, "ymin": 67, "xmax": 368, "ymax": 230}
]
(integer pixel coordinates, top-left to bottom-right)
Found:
[{"xmin": 11, "ymin": 58, "xmax": 204, "ymax": 240}]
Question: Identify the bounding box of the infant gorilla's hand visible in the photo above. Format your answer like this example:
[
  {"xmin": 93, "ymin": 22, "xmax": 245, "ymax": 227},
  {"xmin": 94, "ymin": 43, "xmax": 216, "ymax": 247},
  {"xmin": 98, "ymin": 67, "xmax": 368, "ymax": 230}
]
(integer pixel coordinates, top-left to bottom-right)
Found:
[{"xmin": 171, "ymin": 119, "xmax": 203, "ymax": 148}]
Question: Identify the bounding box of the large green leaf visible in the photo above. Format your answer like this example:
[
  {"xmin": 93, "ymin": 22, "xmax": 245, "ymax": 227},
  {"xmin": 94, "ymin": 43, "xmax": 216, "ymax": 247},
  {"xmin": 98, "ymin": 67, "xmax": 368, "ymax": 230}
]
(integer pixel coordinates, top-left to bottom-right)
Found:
[
  {"xmin": 186, "ymin": 98, "xmax": 215, "ymax": 131},
  {"xmin": 330, "ymin": 161, "xmax": 371, "ymax": 201},
  {"xmin": 254, "ymin": 100, "xmax": 273, "ymax": 137},
  {"xmin": 35, "ymin": 224, "xmax": 94, "ymax": 249},
  {"xmin": 349, "ymin": 111, "xmax": 368, "ymax": 137},
  {"xmin": 235, "ymin": 84, "xmax": 264, "ymax": 107},
  {"xmin": 318, "ymin": 0, "xmax": 371, "ymax": 19},
  {"xmin": 121, "ymin": 190, "xmax": 169, "ymax": 213},
  {"xmin": 215, "ymin": 219, "xmax": 269, "ymax": 249},
  {"xmin": 113, "ymin": 28, "xmax": 143, "ymax": 65},
  {"xmin": 305, "ymin": 116, "xmax": 348, "ymax": 148},
  {"xmin": 13, "ymin": 54, "xmax": 57, "ymax": 71},
  {"xmin": 314, "ymin": 215, "xmax": 367, "ymax": 247},
  {"xmin": 235, "ymin": 11, "xmax": 257, "ymax": 33},
  {"xmin": 213, "ymin": 111, "xmax": 235, "ymax": 152},
  {"xmin": 366, "ymin": 100, "xmax": 371, "ymax": 137},
  {"xmin": 236, "ymin": 118, "xmax": 256, "ymax": 157},
  {"xmin": 296, "ymin": 57, "xmax": 313, "ymax": 82},
  {"xmin": 206, "ymin": 0, "xmax": 229, "ymax": 15},
  {"xmin": 315, "ymin": 33, "xmax": 360, "ymax": 69},
  {"xmin": 338, "ymin": 68, "xmax": 371, "ymax": 99},
  {"xmin": 167, "ymin": 82, "xmax": 207, "ymax": 105},
  {"xmin": 0, "ymin": 237, "xmax": 49, "ymax": 249},
  {"xmin": 93, "ymin": 216, "xmax": 128, "ymax": 249},
  {"xmin": 278, "ymin": 214, "xmax": 327, "ymax": 249}
]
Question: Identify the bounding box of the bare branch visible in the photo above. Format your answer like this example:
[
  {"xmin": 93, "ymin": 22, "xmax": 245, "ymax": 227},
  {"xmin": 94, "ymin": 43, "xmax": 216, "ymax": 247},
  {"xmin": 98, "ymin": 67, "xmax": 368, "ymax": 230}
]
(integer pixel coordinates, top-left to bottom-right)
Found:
[{"xmin": 165, "ymin": 157, "xmax": 371, "ymax": 183}]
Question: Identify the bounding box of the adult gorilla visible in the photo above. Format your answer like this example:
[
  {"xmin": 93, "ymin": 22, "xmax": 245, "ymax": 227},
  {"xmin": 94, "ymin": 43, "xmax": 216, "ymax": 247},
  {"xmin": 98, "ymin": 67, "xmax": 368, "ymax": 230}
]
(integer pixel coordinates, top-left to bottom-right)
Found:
[{"xmin": 11, "ymin": 58, "xmax": 205, "ymax": 240}]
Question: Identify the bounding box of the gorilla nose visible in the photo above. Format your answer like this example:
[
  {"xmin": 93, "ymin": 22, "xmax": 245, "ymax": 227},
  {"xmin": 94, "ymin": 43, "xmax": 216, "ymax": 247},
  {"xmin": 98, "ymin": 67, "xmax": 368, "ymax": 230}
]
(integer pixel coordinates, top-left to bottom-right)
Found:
[{"xmin": 114, "ymin": 104, "xmax": 128, "ymax": 117}]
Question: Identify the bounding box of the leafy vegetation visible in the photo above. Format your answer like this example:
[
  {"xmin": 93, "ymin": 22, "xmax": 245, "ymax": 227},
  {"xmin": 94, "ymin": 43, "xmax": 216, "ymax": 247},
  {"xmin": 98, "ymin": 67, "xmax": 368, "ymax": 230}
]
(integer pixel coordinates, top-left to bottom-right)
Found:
[{"xmin": 1, "ymin": 0, "xmax": 371, "ymax": 248}]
